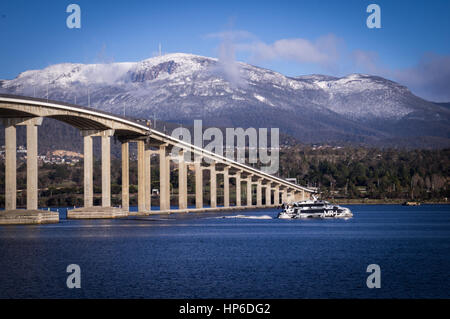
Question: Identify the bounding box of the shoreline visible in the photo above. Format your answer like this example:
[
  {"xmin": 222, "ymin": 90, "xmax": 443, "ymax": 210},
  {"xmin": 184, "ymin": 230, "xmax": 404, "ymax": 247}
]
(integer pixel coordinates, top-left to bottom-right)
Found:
[
  {"xmin": 330, "ymin": 199, "xmax": 449, "ymax": 205},
  {"xmin": 4, "ymin": 200, "xmax": 450, "ymax": 211}
]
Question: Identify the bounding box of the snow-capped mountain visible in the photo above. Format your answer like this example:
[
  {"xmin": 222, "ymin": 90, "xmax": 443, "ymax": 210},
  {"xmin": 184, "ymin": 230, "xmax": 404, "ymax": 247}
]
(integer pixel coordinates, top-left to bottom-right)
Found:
[{"xmin": 1, "ymin": 53, "xmax": 449, "ymax": 148}]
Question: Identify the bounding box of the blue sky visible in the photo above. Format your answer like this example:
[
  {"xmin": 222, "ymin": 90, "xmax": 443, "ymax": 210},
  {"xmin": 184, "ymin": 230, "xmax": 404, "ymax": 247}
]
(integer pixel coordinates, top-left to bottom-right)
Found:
[{"xmin": 1, "ymin": 0, "xmax": 449, "ymax": 100}]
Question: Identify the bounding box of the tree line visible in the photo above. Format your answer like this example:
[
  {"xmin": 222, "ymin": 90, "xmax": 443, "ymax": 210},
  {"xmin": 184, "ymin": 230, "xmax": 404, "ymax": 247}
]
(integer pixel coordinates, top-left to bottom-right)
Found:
[
  {"xmin": 0, "ymin": 146, "xmax": 448, "ymax": 207},
  {"xmin": 278, "ymin": 146, "xmax": 449, "ymax": 201}
]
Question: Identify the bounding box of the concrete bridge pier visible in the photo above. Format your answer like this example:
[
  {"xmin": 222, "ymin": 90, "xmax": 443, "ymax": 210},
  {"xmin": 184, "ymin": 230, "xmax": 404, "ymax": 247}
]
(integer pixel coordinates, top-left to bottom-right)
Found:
[
  {"xmin": 24, "ymin": 119, "xmax": 41, "ymax": 210},
  {"xmin": 4, "ymin": 122, "xmax": 16, "ymax": 210},
  {"xmin": 137, "ymin": 140, "xmax": 146, "ymax": 212},
  {"xmin": 145, "ymin": 147, "xmax": 151, "ymax": 212},
  {"xmin": 178, "ymin": 150, "xmax": 187, "ymax": 210},
  {"xmin": 101, "ymin": 130, "xmax": 114, "ymax": 207},
  {"xmin": 273, "ymin": 185, "xmax": 280, "ymax": 206},
  {"xmin": 3, "ymin": 117, "xmax": 43, "ymax": 211},
  {"xmin": 135, "ymin": 139, "xmax": 153, "ymax": 214},
  {"xmin": 194, "ymin": 160, "xmax": 203, "ymax": 209},
  {"xmin": 256, "ymin": 178, "xmax": 263, "ymax": 207},
  {"xmin": 265, "ymin": 183, "xmax": 272, "ymax": 206},
  {"xmin": 281, "ymin": 187, "xmax": 288, "ymax": 203},
  {"xmin": 223, "ymin": 167, "xmax": 229, "ymax": 208},
  {"xmin": 0, "ymin": 117, "xmax": 58, "ymax": 225},
  {"xmin": 68, "ymin": 129, "xmax": 127, "ymax": 219},
  {"xmin": 159, "ymin": 144, "xmax": 170, "ymax": 211},
  {"xmin": 246, "ymin": 177, "xmax": 252, "ymax": 207},
  {"xmin": 82, "ymin": 132, "xmax": 94, "ymax": 207},
  {"xmin": 210, "ymin": 162, "xmax": 217, "ymax": 208},
  {"xmin": 235, "ymin": 171, "xmax": 241, "ymax": 207},
  {"xmin": 121, "ymin": 141, "xmax": 129, "ymax": 211}
]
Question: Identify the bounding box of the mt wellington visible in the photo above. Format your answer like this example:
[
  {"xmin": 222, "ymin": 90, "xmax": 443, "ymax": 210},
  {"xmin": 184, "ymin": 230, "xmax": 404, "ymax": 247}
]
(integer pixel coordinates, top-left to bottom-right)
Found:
[{"xmin": 1, "ymin": 53, "xmax": 449, "ymax": 148}]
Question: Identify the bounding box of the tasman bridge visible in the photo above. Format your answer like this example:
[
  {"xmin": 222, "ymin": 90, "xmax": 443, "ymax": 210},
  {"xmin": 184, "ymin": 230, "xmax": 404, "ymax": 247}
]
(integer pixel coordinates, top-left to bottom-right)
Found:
[{"xmin": 0, "ymin": 94, "xmax": 315, "ymax": 223}]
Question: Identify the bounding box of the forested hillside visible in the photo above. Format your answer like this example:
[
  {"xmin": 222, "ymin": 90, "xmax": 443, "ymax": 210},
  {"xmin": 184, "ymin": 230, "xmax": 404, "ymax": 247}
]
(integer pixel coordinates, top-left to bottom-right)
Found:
[{"xmin": 0, "ymin": 146, "xmax": 447, "ymax": 207}]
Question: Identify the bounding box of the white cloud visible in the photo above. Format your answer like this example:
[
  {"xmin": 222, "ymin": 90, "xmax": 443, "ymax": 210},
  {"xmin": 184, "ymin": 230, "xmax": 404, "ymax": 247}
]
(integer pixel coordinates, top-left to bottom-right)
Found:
[
  {"xmin": 238, "ymin": 34, "xmax": 341, "ymax": 68},
  {"xmin": 207, "ymin": 29, "xmax": 249, "ymax": 87},
  {"xmin": 351, "ymin": 50, "xmax": 450, "ymax": 102},
  {"xmin": 394, "ymin": 54, "xmax": 450, "ymax": 102}
]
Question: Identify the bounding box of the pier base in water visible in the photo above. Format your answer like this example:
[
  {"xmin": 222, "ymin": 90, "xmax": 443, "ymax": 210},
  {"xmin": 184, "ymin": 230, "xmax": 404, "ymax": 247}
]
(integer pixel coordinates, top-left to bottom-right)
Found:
[
  {"xmin": 0, "ymin": 209, "xmax": 59, "ymax": 225},
  {"xmin": 67, "ymin": 207, "xmax": 128, "ymax": 219}
]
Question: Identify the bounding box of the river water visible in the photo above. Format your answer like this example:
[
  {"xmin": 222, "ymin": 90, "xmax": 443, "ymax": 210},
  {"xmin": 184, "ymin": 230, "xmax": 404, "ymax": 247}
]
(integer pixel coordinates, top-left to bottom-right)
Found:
[{"xmin": 0, "ymin": 204, "xmax": 449, "ymax": 298}]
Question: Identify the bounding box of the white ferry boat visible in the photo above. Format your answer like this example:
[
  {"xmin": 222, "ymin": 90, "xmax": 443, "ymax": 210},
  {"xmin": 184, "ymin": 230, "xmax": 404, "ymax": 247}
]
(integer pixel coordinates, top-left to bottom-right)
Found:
[{"xmin": 277, "ymin": 196, "xmax": 352, "ymax": 219}]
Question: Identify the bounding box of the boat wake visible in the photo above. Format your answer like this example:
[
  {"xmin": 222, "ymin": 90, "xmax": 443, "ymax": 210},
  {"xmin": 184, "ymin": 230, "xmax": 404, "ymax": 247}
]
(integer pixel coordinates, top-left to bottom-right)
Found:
[{"xmin": 216, "ymin": 215, "xmax": 273, "ymax": 220}]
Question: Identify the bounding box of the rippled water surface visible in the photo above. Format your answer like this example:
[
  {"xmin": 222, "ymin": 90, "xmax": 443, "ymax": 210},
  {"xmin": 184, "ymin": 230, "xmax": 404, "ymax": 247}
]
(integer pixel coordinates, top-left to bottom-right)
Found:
[{"xmin": 0, "ymin": 205, "xmax": 449, "ymax": 298}]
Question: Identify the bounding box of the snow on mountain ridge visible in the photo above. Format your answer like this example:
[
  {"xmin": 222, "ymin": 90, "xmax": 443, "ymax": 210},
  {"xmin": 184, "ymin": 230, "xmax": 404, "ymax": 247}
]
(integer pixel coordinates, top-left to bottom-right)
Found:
[
  {"xmin": 0, "ymin": 52, "xmax": 442, "ymax": 122},
  {"xmin": 12, "ymin": 62, "xmax": 135, "ymax": 88}
]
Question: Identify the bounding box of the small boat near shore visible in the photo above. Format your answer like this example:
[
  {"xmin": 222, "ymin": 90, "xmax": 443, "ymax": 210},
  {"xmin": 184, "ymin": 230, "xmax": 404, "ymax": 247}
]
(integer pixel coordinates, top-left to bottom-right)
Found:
[
  {"xmin": 277, "ymin": 196, "xmax": 353, "ymax": 219},
  {"xmin": 402, "ymin": 201, "xmax": 421, "ymax": 206}
]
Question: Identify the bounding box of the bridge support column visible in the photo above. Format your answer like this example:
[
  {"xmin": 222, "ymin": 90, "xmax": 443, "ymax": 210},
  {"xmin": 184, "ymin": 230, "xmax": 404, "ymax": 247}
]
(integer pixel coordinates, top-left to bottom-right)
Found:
[
  {"xmin": 265, "ymin": 185, "xmax": 271, "ymax": 206},
  {"xmin": 210, "ymin": 162, "xmax": 216, "ymax": 208},
  {"xmin": 235, "ymin": 172, "xmax": 241, "ymax": 207},
  {"xmin": 25, "ymin": 119, "xmax": 42, "ymax": 210},
  {"xmin": 121, "ymin": 142, "xmax": 129, "ymax": 211},
  {"xmin": 246, "ymin": 178, "xmax": 252, "ymax": 207},
  {"xmin": 101, "ymin": 132, "xmax": 113, "ymax": 207},
  {"xmin": 137, "ymin": 140, "xmax": 146, "ymax": 212},
  {"xmin": 178, "ymin": 151, "xmax": 187, "ymax": 210},
  {"xmin": 282, "ymin": 189, "xmax": 288, "ymax": 203},
  {"xmin": 273, "ymin": 186, "xmax": 280, "ymax": 206},
  {"xmin": 83, "ymin": 134, "xmax": 93, "ymax": 207},
  {"xmin": 145, "ymin": 148, "xmax": 151, "ymax": 212},
  {"xmin": 4, "ymin": 124, "xmax": 16, "ymax": 210},
  {"xmin": 194, "ymin": 161, "xmax": 203, "ymax": 209},
  {"xmin": 165, "ymin": 151, "xmax": 171, "ymax": 210},
  {"xmin": 223, "ymin": 167, "xmax": 229, "ymax": 208},
  {"xmin": 291, "ymin": 191, "xmax": 296, "ymax": 202},
  {"xmin": 159, "ymin": 145, "xmax": 170, "ymax": 211},
  {"xmin": 256, "ymin": 179, "xmax": 262, "ymax": 206},
  {"xmin": 288, "ymin": 191, "xmax": 295, "ymax": 203}
]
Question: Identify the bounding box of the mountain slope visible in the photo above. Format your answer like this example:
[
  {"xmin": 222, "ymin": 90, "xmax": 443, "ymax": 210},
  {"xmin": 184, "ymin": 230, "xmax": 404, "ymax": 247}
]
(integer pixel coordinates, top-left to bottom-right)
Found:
[{"xmin": 1, "ymin": 53, "xmax": 449, "ymax": 148}]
